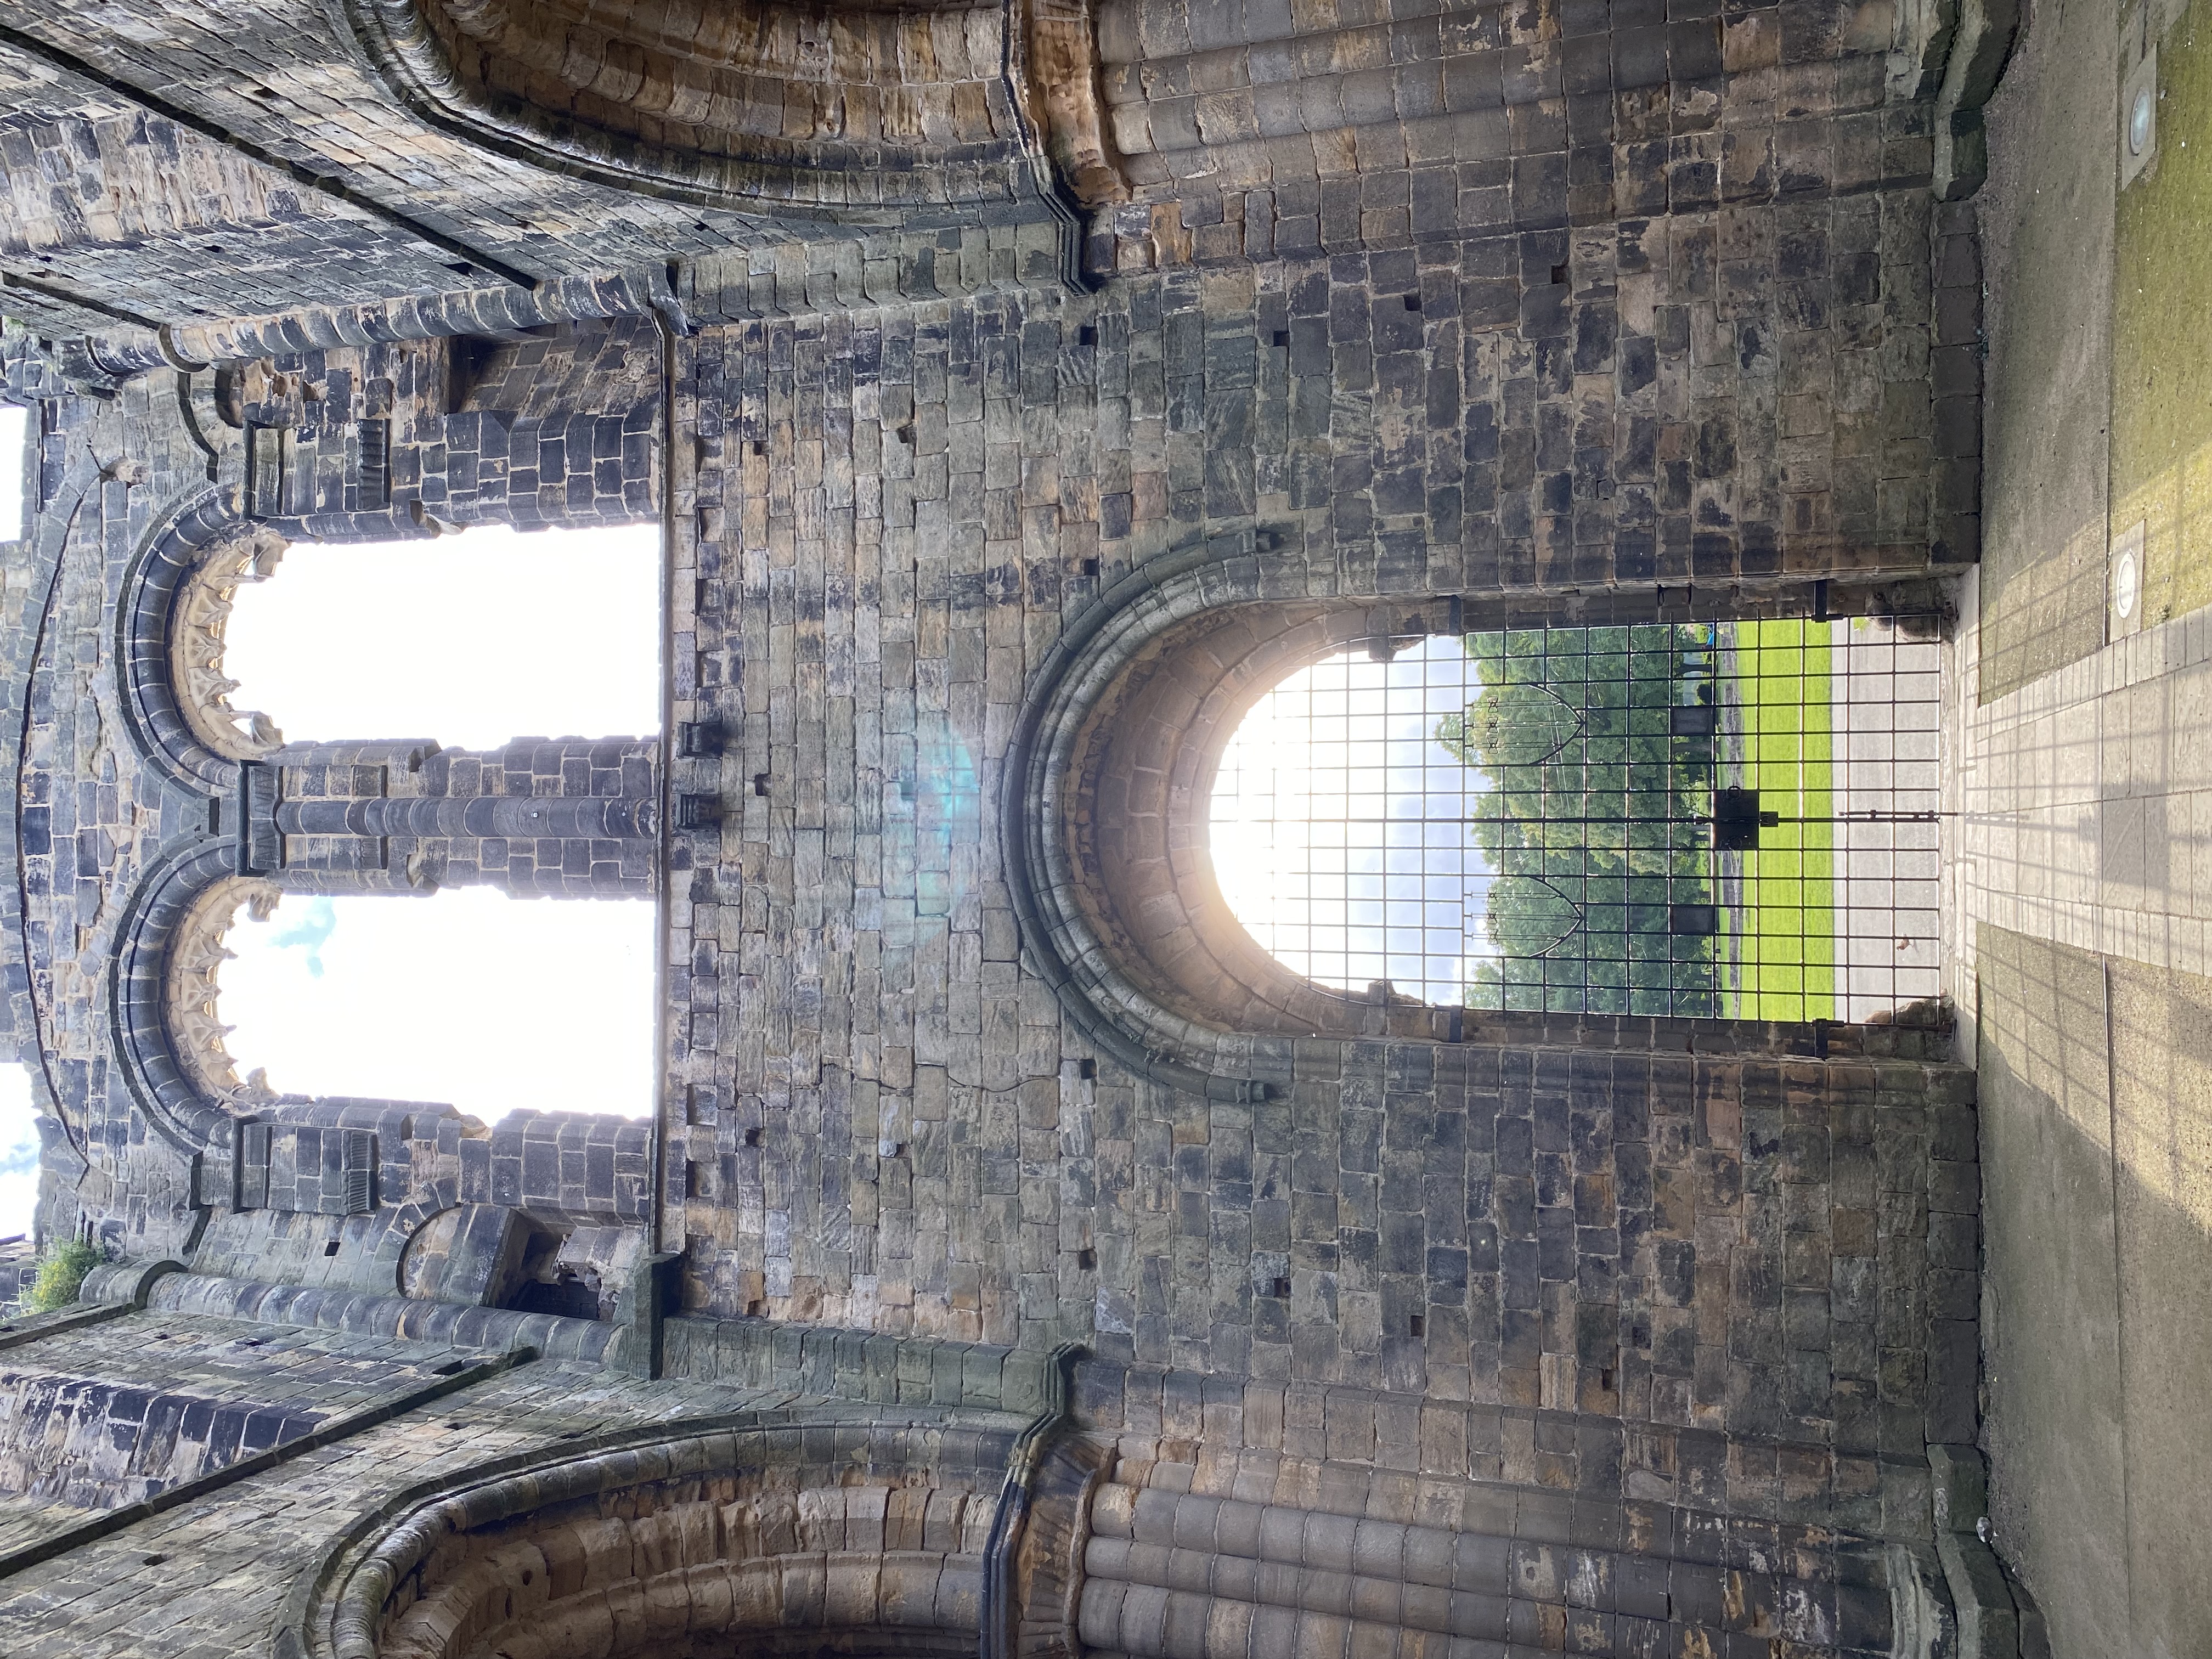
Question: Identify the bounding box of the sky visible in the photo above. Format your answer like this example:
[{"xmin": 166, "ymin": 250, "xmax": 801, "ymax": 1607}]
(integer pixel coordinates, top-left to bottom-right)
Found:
[
  {"xmin": 221, "ymin": 887, "xmax": 656, "ymax": 1120},
  {"xmin": 1, "ymin": 403, "xmax": 25, "ymax": 537},
  {"xmin": 0, "ymin": 411, "xmax": 30, "ymax": 1236},
  {"xmin": 0, "ymin": 1064, "xmax": 36, "ymax": 1243},
  {"xmin": 222, "ymin": 522, "xmax": 662, "ymax": 748},
  {"xmin": 218, "ymin": 523, "xmax": 664, "ymax": 1124},
  {"xmin": 1208, "ymin": 636, "xmax": 1494, "ymax": 1005}
]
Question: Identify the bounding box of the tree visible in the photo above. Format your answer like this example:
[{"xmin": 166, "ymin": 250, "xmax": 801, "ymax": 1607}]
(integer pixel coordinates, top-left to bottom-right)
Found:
[{"xmin": 1437, "ymin": 625, "xmax": 1722, "ymax": 1016}]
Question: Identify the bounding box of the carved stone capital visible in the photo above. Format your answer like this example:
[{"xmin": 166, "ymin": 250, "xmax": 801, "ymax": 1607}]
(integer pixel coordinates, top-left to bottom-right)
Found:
[{"xmin": 1020, "ymin": 0, "xmax": 1127, "ymax": 208}]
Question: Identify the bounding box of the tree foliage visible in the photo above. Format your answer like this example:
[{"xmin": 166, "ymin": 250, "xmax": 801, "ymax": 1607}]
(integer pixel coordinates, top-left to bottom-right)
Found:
[{"xmin": 1438, "ymin": 625, "xmax": 1722, "ymax": 1016}]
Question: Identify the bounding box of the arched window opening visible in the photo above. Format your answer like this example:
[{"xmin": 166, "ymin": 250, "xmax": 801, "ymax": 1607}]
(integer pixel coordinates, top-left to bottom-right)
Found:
[
  {"xmin": 1209, "ymin": 622, "xmax": 1941, "ymax": 1023},
  {"xmin": 175, "ymin": 518, "xmax": 664, "ymax": 1124},
  {"xmin": 221, "ymin": 521, "xmax": 660, "ymax": 747},
  {"xmin": 213, "ymin": 885, "xmax": 654, "ymax": 1121}
]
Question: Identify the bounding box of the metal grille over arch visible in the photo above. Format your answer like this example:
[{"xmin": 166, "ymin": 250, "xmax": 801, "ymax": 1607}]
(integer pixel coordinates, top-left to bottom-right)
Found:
[
  {"xmin": 1043, "ymin": 585, "xmax": 1469, "ymax": 1055},
  {"xmin": 1207, "ymin": 620, "xmax": 1945, "ymax": 1025},
  {"xmin": 1007, "ymin": 555, "xmax": 1956, "ymax": 1095}
]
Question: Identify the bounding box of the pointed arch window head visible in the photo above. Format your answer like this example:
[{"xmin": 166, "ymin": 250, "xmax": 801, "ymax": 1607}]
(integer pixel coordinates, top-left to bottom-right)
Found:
[{"xmin": 1206, "ymin": 623, "xmax": 1943, "ymax": 1024}]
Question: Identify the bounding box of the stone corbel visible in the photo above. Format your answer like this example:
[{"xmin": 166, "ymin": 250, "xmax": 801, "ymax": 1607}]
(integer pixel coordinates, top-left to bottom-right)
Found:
[
  {"xmin": 1018, "ymin": 0, "xmax": 1127, "ymax": 210},
  {"xmin": 176, "ymin": 366, "xmax": 245, "ymax": 487}
]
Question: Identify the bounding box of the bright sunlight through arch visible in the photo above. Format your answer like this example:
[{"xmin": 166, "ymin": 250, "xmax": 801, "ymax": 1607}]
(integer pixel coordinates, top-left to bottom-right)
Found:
[
  {"xmin": 1207, "ymin": 637, "xmax": 1493, "ymax": 1006},
  {"xmin": 222, "ymin": 522, "xmax": 661, "ymax": 748}
]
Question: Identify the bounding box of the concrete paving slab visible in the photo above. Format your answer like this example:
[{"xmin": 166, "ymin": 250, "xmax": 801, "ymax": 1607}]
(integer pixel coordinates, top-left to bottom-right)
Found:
[
  {"xmin": 1974, "ymin": 926, "xmax": 2128, "ymax": 1659},
  {"xmin": 2104, "ymin": 953, "xmax": 2212, "ymax": 1658}
]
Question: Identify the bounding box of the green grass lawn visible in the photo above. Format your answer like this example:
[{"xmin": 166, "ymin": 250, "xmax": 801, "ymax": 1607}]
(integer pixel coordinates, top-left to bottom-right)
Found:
[{"xmin": 1720, "ymin": 619, "xmax": 1837, "ymax": 1022}]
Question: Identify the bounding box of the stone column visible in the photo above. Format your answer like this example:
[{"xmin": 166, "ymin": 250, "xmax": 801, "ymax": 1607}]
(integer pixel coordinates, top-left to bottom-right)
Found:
[{"xmin": 262, "ymin": 736, "xmax": 657, "ymax": 898}]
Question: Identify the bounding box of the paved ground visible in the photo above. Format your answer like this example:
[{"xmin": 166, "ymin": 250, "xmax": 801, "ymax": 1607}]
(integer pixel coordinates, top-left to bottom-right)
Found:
[
  {"xmin": 1959, "ymin": 1, "xmax": 2212, "ymax": 1651},
  {"xmin": 1834, "ymin": 622, "xmax": 1942, "ymax": 1022},
  {"xmin": 1975, "ymin": 0, "xmax": 2119, "ymax": 703},
  {"xmin": 2112, "ymin": 0, "xmax": 2212, "ymax": 628}
]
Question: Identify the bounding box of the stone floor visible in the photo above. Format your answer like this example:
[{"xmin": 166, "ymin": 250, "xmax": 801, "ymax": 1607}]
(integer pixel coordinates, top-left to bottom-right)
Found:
[{"xmin": 1947, "ymin": 0, "xmax": 2212, "ymax": 1652}]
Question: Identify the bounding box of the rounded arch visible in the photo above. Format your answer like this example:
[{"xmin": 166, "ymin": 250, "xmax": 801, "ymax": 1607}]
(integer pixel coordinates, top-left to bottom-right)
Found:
[
  {"xmin": 110, "ymin": 838, "xmax": 262, "ymax": 1154},
  {"xmin": 1003, "ymin": 541, "xmax": 1459, "ymax": 1097},
  {"xmin": 1064, "ymin": 601, "xmax": 1464, "ymax": 1047},
  {"xmin": 110, "ymin": 843, "xmax": 422, "ymax": 1159},
  {"xmin": 284, "ymin": 1413, "xmax": 1034, "ymax": 1659},
  {"xmin": 113, "ymin": 831, "xmax": 659, "ymax": 1160},
  {"xmin": 162, "ymin": 872, "xmax": 287, "ymax": 1108},
  {"xmin": 117, "ymin": 493, "xmax": 465, "ymax": 789},
  {"xmin": 328, "ymin": 0, "xmax": 1121, "ymax": 228},
  {"xmin": 1009, "ymin": 559, "xmax": 1945, "ymax": 1080},
  {"xmin": 116, "ymin": 490, "xmax": 275, "ymax": 789},
  {"xmin": 169, "ymin": 526, "xmax": 290, "ymax": 759}
]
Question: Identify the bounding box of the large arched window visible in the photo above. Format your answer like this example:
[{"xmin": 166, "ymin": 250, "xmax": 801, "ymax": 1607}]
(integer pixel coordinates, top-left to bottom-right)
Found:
[
  {"xmin": 191, "ymin": 521, "xmax": 663, "ymax": 1121},
  {"xmin": 1207, "ymin": 620, "xmax": 1941, "ymax": 1024}
]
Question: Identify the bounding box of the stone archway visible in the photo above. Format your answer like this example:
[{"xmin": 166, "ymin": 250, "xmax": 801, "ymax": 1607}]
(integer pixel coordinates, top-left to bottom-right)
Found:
[
  {"xmin": 332, "ymin": 0, "xmax": 1122, "ymax": 225},
  {"xmin": 289, "ymin": 1415, "xmax": 1064, "ymax": 1659},
  {"xmin": 1057, "ymin": 597, "xmax": 1463, "ymax": 1048},
  {"xmin": 1001, "ymin": 540, "xmax": 1454, "ymax": 1096}
]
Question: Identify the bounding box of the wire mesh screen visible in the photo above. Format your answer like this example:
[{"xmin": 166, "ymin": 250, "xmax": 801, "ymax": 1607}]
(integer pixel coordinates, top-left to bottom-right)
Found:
[{"xmin": 1207, "ymin": 622, "xmax": 1941, "ymax": 1022}]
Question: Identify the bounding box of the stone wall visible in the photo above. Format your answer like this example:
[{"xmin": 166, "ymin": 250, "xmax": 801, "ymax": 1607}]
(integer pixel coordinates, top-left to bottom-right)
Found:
[
  {"xmin": 273, "ymin": 737, "xmax": 659, "ymax": 898},
  {"xmin": 0, "ymin": 1308, "xmax": 469, "ymax": 1509},
  {"xmin": 0, "ymin": 310, "xmax": 664, "ymax": 1257},
  {"xmin": 0, "ymin": 2, "xmax": 791, "ymax": 338},
  {"xmin": 656, "ymin": 202, "xmax": 1977, "ymax": 1409},
  {"xmin": 0, "ymin": 0, "xmax": 2005, "ymax": 1652},
  {"xmin": 0, "ymin": 1345, "xmax": 831, "ymax": 1654}
]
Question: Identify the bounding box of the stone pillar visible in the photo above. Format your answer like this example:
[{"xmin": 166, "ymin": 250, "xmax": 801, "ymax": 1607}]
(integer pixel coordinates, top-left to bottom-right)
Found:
[{"xmin": 263, "ymin": 736, "xmax": 657, "ymax": 898}]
